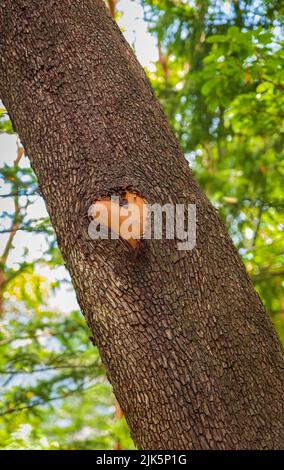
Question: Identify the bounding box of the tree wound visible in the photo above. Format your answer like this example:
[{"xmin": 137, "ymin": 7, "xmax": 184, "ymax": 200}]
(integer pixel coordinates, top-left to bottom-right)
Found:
[{"xmin": 89, "ymin": 191, "xmax": 148, "ymax": 251}]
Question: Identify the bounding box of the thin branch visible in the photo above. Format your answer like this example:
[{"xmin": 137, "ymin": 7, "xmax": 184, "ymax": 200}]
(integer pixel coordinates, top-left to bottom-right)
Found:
[
  {"xmin": 252, "ymin": 202, "xmax": 264, "ymax": 248},
  {"xmin": 0, "ymin": 142, "xmax": 25, "ymax": 315},
  {"xmin": 107, "ymin": 0, "xmax": 116, "ymax": 19},
  {"xmin": 253, "ymin": 268, "xmax": 284, "ymax": 282},
  {"xmin": 0, "ymin": 142, "xmax": 24, "ymax": 266},
  {"xmin": 0, "ymin": 227, "xmax": 51, "ymax": 234},
  {"xmin": 0, "ymin": 383, "xmax": 97, "ymax": 417},
  {"xmin": 0, "ymin": 190, "xmax": 37, "ymax": 198},
  {"xmin": 0, "ymin": 363, "xmax": 99, "ymax": 375}
]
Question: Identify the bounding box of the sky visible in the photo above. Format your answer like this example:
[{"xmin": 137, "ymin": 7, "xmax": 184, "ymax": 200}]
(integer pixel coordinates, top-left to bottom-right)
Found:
[{"xmin": 0, "ymin": 0, "xmax": 157, "ymax": 313}]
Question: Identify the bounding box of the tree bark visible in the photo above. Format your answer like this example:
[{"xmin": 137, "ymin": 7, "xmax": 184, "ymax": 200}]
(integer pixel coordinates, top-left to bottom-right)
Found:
[{"xmin": 0, "ymin": 0, "xmax": 283, "ymax": 450}]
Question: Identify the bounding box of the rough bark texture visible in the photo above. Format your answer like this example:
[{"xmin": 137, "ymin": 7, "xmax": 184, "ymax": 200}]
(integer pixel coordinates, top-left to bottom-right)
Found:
[{"xmin": 1, "ymin": 0, "xmax": 284, "ymax": 450}]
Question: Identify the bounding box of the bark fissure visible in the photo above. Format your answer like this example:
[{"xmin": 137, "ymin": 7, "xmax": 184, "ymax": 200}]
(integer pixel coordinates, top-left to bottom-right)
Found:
[{"xmin": 0, "ymin": 0, "xmax": 283, "ymax": 450}]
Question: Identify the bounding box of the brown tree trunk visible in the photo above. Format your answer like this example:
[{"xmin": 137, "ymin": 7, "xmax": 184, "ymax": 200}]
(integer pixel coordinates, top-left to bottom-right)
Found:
[{"xmin": 0, "ymin": 0, "xmax": 283, "ymax": 450}]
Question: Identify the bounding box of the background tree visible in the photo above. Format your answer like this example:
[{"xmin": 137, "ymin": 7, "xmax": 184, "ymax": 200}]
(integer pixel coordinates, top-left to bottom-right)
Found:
[{"xmin": 0, "ymin": 0, "xmax": 283, "ymax": 449}]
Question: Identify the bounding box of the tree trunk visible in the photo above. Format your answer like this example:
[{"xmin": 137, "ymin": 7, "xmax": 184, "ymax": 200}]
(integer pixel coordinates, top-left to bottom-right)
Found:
[{"xmin": 0, "ymin": 0, "xmax": 283, "ymax": 450}]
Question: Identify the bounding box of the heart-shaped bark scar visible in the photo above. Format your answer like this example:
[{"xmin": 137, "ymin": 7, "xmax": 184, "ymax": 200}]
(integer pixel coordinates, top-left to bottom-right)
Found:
[{"xmin": 88, "ymin": 191, "xmax": 148, "ymax": 252}]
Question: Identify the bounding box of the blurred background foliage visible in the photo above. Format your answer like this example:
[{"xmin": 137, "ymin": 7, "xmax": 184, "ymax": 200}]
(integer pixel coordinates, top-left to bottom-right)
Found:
[{"xmin": 0, "ymin": 0, "xmax": 283, "ymax": 450}]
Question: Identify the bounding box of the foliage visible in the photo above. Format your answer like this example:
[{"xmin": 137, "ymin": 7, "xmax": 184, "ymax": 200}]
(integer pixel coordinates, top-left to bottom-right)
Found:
[
  {"xmin": 0, "ymin": 133, "xmax": 133, "ymax": 450},
  {"xmin": 0, "ymin": 108, "xmax": 13, "ymax": 134},
  {"xmin": 0, "ymin": 0, "xmax": 283, "ymax": 450},
  {"xmin": 143, "ymin": 0, "xmax": 284, "ymax": 336}
]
